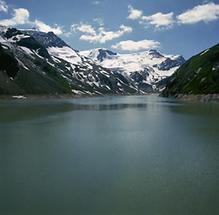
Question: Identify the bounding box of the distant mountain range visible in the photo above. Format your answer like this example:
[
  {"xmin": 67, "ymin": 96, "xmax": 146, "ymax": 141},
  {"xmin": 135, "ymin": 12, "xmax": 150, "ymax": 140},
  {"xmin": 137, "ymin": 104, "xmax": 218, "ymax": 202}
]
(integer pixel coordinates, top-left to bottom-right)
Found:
[
  {"xmin": 0, "ymin": 26, "xmax": 185, "ymax": 96},
  {"xmin": 162, "ymin": 43, "xmax": 219, "ymax": 97},
  {"xmin": 80, "ymin": 48, "xmax": 185, "ymax": 92},
  {"xmin": 1, "ymin": 26, "xmax": 218, "ymax": 98}
]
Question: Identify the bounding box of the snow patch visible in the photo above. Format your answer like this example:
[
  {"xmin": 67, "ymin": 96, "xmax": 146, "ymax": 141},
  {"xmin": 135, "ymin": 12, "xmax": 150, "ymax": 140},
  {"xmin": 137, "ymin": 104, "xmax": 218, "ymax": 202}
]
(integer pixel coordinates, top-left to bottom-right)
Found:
[
  {"xmin": 12, "ymin": 95, "xmax": 26, "ymax": 99},
  {"xmin": 200, "ymin": 49, "xmax": 209, "ymax": 56},
  {"xmin": 8, "ymin": 34, "xmax": 30, "ymax": 43},
  {"xmin": 80, "ymin": 48, "xmax": 183, "ymax": 88},
  {"xmin": 20, "ymin": 47, "xmax": 34, "ymax": 56},
  {"xmin": 48, "ymin": 46, "xmax": 82, "ymax": 65}
]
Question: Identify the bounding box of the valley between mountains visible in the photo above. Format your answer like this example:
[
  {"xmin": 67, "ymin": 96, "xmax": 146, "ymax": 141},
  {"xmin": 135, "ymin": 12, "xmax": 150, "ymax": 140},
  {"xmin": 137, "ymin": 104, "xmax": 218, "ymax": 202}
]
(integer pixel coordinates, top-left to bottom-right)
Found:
[
  {"xmin": 0, "ymin": 26, "xmax": 185, "ymax": 96},
  {"xmin": 0, "ymin": 26, "xmax": 218, "ymax": 98}
]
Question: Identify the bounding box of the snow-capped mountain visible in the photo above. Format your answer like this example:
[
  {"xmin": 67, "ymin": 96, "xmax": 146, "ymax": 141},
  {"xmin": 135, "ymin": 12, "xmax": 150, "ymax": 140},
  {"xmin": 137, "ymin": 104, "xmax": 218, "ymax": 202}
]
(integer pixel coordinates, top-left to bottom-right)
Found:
[
  {"xmin": 0, "ymin": 27, "xmax": 138, "ymax": 95},
  {"xmin": 0, "ymin": 26, "xmax": 185, "ymax": 96},
  {"xmin": 80, "ymin": 48, "xmax": 185, "ymax": 92},
  {"xmin": 82, "ymin": 48, "xmax": 117, "ymax": 62}
]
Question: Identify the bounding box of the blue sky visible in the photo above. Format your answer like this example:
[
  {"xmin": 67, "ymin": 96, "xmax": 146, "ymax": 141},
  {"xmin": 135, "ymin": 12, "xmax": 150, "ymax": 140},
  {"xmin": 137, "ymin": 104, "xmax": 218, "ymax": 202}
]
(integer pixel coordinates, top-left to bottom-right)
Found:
[{"xmin": 1, "ymin": 0, "xmax": 219, "ymax": 58}]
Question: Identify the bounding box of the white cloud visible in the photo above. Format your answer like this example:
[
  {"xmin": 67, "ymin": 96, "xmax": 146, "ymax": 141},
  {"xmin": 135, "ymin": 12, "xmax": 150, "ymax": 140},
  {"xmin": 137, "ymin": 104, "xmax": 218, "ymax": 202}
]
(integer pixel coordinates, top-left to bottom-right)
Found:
[
  {"xmin": 0, "ymin": 6, "xmax": 64, "ymax": 35},
  {"xmin": 141, "ymin": 12, "xmax": 174, "ymax": 28},
  {"xmin": 72, "ymin": 22, "xmax": 132, "ymax": 43},
  {"xmin": 177, "ymin": 2, "xmax": 219, "ymax": 24},
  {"xmin": 0, "ymin": 0, "xmax": 8, "ymax": 12},
  {"xmin": 72, "ymin": 23, "xmax": 96, "ymax": 34},
  {"xmin": 0, "ymin": 8, "xmax": 30, "ymax": 26},
  {"xmin": 127, "ymin": 5, "xmax": 174, "ymax": 29},
  {"xmin": 13, "ymin": 8, "xmax": 30, "ymax": 24},
  {"xmin": 34, "ymin": 20, "xmax": 63, "ymax": 35},
  {"xmin": 127, "ymin": 5, "xmax": 143, "ymax": 20},
  {"xmin": 112, "ymin": 39, "xmax": 160, "ymax": 52}
]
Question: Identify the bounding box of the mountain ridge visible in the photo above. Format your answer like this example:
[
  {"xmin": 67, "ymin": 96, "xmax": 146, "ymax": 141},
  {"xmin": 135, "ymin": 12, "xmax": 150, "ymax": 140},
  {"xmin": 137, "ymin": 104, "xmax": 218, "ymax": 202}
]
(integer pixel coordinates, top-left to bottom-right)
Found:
[
  {"xmin": 0, "ymin": 26, "xmax": 186, "ymax": 96},
  {"xmin": 162, "ymin": 43, "xmax": 219, "ymax": 97},
  {"xmin": 0, "ymin": 26, "xmax": 139, "ymax": 95},
  {"xmin": 80, "ymin": 48, "xmax": 185, "ymax": 92}
]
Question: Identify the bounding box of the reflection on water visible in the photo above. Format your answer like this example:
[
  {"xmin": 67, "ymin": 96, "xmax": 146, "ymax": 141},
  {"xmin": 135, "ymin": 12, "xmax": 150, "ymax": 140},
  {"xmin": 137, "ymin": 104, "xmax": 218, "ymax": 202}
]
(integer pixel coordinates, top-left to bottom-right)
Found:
[
  {"xmin": 0, "ymin": 99, "xmax": 149, "ymax": 123},
  {"xmin": 0, "ymin": 95, "xmax": 219, "ymax": 215},
  {"xmin": 0, "ymin": 96, "xmax": 186, "ymax": 123}
]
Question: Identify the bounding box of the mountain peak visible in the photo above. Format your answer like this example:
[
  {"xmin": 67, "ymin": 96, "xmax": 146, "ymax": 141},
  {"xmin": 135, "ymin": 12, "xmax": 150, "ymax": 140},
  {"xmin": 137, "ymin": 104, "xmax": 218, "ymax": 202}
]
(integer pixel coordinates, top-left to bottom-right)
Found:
[
  {"xmin": 81, "ymin": 48, "xmax": 117, "ymax": 62},
  {"xmin": 147, "ymin": 49, "xmax": 164, "ymax": 58},
  {"xmin": 0, "ymin": 26, "xmax": 138, "ymax": 95},
  {"xmin": 96, "ymin": 48, "xmax": 117, "ymax": 62},
  {"xmin": 80, "ymin": 47, "xmax": 185, "ymax": 92},
  {"xmin": 22, "ymin": 30, "xmax": 69, "ymax": 48}
]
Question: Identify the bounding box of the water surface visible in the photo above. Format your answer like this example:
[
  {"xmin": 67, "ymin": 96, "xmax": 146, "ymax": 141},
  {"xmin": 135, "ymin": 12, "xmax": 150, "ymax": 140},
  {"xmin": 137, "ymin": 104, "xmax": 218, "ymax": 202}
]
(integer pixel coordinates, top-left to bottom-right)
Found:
[{"xmin": 0, "ymin": 95, "xmax": 219, "ymax": 215}]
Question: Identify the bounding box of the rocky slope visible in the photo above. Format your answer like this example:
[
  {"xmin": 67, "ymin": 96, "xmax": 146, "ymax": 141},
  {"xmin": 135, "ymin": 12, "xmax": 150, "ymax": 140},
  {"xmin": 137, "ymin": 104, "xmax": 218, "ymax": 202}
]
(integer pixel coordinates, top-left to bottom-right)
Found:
[
  {"xmin": 80, "ymin": 48, "xmax": 185, "ymax": 92},
  {"xmin": 0, "ymin": 26, "xmax": 137, "ymax": 96},
  {"xmin": 0, "ymin": 26, "xmax": 186, "ymax": 96},
  {"xmin": 162, "ymin": 43, "xmax": 219, "ymax": 97}
]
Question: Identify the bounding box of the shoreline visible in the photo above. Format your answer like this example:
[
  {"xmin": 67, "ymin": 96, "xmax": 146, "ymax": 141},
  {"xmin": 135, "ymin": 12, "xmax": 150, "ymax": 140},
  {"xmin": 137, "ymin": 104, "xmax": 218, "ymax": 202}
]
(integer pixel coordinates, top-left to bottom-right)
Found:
[
  {"xmin": 0, "ymin": 93, "xmax": 150, "ymax": 100},
  {"xmin": 172, "ymin": 94, "xmax": 219, "ymax": 103},
  {"xmin": 0, "ymin": 93, "xmax": 219, "ymax": 103}
]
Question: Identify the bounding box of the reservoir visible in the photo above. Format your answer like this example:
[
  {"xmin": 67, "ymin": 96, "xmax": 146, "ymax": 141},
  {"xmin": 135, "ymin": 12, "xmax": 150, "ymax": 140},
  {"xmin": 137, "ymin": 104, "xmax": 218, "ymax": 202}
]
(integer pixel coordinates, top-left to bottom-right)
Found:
[{"xmin": 0, "ymin": 95, "xmax": 219, "ymax": 215}]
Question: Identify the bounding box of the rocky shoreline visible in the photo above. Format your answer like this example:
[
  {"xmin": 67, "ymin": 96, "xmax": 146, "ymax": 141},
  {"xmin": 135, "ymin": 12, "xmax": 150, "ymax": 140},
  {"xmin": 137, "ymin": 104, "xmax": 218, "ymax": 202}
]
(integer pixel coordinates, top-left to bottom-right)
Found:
[{"xmin": 174, "ymin": 94, "xmax": 219, "ymax": 102}]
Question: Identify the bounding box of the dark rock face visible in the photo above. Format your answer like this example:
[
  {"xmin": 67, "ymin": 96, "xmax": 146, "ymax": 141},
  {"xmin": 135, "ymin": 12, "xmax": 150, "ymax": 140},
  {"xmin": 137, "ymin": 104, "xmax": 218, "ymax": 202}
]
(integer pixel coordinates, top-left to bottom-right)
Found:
[
  {"xmin": 156, "ymin": 77, "xmax": 171, "ymax": 91},
  {"xmin": 0, "ymin": 45, "xmax": 19, "ymax": 79},
  {"xmin": 96, "ymin": 49, "xmax": 117, "ymax": 62},
  {"xmin": 130, "ymin": 70, "xmax": 149, "ymax": 83},
  {"xmin": 130, "ymin": 72, "xmax": 144, "ymax": 83},
  {"xmin": 25, "ymin": 31, "xmax": 69, "ymax": 48},
  {"xmin": 17, "ymin": 37, "xmax": 51, "ymax": 58},
  {"xmin": 4, "ymin": 28, "xmax": 51, "ymax": 58},
  {"xmin": 138, "ymin": 83, "xmax": 153, "ymax": 93},
  {"xmin": 148, "ymin": 49, "xmax": 164, "ymax": 59},
  {"xmin": 4, "ymin": 28, "xmax": 23, "ymax": 39},
  {"xmin": 158, "ymin": 56, "xmax": 185, "ymax": 71}
]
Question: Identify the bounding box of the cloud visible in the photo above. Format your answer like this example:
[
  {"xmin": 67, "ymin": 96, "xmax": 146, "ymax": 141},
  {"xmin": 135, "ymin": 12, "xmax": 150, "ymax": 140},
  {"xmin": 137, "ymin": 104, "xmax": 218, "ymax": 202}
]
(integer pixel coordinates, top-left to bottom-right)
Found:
[
  {"xmin": 141, "ymin": 12, "xmax": 174, "ymax": 28},
  {"xmin": 72, "ymin": 23, "xmax": 96, "ymax": 34},
  {"xmin": 177, "ymin": 2, "xmax": 219, "ymax": 24},
  {"xmin": 127, "ymin": 5, "xmax": 143, "ymax": 20},
  {"xmin": 0, "ymin": 8, "xmax": 30, "ymax": 26},
  {"xmin": 112, "ymin": 39, "xmax": 160, "ymax": 52},
  {"xmin": 127, "ymin": 5, "xmax": 174, "ymax": 29},
  {"xmin": 34, "ymin": 20, "xmax": 63, "ymax": 35},
  {"xmin": 72, "ymin": 22, "xmax": 132, "ymax": 43},
  {"xmin": 0, "ymin": 0, "xmax": 8, "ymax": 12},
  {"xmin": 0, "ymin": 6, "xmax": 63, "ymax": 35}
]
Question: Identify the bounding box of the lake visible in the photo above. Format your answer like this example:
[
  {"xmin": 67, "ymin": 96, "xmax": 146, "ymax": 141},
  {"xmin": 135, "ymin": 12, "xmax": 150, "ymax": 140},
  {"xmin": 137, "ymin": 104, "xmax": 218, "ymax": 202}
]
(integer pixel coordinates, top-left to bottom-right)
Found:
[{"xmin": 0, "ymin": 95, "xmax": 219, "ymax": 215}]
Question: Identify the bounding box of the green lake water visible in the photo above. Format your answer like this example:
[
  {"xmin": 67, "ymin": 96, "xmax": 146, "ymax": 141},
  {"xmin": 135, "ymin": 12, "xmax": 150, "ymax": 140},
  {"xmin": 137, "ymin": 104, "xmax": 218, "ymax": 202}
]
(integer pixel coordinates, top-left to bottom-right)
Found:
[{"xmin": 0, "ymin": 95, "xmax": 219, "ymax": 215}]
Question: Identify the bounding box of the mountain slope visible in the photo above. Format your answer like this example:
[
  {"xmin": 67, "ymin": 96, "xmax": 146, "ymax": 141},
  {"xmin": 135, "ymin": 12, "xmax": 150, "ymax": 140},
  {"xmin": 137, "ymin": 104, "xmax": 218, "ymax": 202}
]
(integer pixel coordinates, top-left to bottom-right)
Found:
[
  {"xmin": 162, "ymin": 43, "xmax": 219, "ymax": 96},
  {"xmin": 80, "ymin": 48, "xmax": 185, "ymax": 92},
  {"xmin": 0, "ymin": 27, "xmax": 138, "ymax": 96}
]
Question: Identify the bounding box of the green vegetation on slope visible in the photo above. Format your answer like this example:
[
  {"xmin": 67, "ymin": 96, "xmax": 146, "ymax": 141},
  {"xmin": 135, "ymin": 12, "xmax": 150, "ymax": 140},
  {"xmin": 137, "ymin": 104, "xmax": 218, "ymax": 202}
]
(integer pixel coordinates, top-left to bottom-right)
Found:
[
  {"xmin": 0, "ymin": 44, "xmax": 19, "ymax": 79},
  {"xmin": 163, "ymin": 43, "xmax": 219, "ymax": 96}
]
